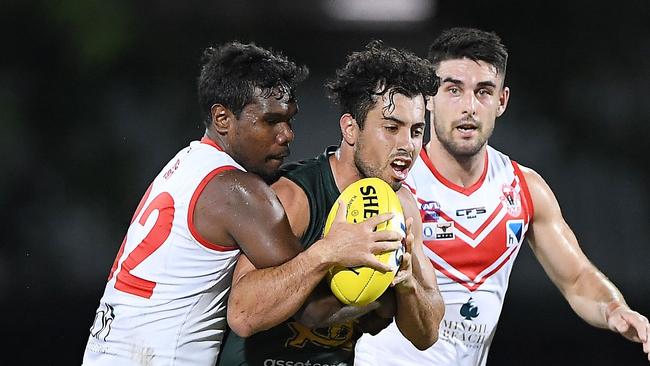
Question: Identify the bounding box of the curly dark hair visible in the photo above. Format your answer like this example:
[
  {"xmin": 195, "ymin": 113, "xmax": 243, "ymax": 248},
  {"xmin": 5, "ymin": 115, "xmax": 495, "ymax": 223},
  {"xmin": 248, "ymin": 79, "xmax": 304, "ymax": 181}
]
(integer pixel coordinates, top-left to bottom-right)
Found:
[
  {"xmin": 325, "ymin": 40, "xmax": 439, "ymax": 129},
  {"xmin": 428, "ymin": 27, "xmax": 508, "ymax": 80},
  {"xmin": 197, "ymin": 41, "xmax": 309, "ymax": 127}
]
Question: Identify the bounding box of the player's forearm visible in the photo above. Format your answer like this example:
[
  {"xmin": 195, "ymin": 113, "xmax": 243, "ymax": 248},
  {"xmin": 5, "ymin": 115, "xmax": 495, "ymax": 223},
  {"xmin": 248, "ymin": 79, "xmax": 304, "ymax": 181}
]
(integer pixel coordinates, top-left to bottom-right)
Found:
[
  {"xmin": 227, "ymin": 249, "xmax": 332, "ymax": 337},
  {"xmin": 563, "ymin": 266, "xmax": 626, "ymax": 329},
  {"xmin": 394, "ymin": 281, "xmax": 444, "ymax": 350}
]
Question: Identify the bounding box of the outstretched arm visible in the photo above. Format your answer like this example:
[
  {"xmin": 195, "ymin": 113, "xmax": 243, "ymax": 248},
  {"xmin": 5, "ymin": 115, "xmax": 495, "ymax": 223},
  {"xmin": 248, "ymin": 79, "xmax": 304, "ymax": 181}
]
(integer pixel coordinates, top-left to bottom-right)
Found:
[{"xmin": 521, "ymin": 165, "xmax": 649, "ymax": 360}]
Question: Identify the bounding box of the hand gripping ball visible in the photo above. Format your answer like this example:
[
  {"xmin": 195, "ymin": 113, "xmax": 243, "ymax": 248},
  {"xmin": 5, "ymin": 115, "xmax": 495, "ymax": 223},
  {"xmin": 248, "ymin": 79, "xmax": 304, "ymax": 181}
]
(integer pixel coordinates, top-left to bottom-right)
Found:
[{"xmin": 323, "ymin": 177, "xmax": 405, "ymax": 306}]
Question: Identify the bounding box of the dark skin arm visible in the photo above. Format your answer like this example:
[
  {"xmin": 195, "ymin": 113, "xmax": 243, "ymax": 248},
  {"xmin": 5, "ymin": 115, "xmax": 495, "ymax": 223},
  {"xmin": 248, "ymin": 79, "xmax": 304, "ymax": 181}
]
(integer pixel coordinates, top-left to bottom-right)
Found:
[
  {"xmin": 268, "ymin": 177, "xmax": 444, "ymax": 350},
  {"xmin": 197, "ymin": 170, "xmax": 401, "ymax": 337}
]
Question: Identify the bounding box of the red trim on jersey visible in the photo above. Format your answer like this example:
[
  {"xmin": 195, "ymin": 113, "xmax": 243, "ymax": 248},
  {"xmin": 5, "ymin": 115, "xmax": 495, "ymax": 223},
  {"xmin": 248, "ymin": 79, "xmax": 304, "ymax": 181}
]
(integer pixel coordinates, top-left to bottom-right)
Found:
[
  {"xmin": 200, "ymin": 136, "xmax": 224, "ymax": 151},
  {"xmin": 414, "ymin": 175, "xmax": 521, "ymax": 240},
  {"xmin": 416, "ymin": 173, "xmax": 528, "ymax": 291},
  {"xmin": 188, "ymin": 166, "xmax": 240, "ymax": 251},
  {"xmin": 511, "ymin": 161, "xmax": 535, "ymax": 220},
  {"xmin": 419, "ymin": 149, "xmax": 488, "ymax": 196},
  {"xmin": 108, "ymin": 183, "xmax": 154, "ymax": 281},
  {"xmin": 402, "ymin": 181, "xmax": 417, "ymax": 195},
  {"xmin": 429, "ymin": 246, "xmax": 518, "ymax": 292}
]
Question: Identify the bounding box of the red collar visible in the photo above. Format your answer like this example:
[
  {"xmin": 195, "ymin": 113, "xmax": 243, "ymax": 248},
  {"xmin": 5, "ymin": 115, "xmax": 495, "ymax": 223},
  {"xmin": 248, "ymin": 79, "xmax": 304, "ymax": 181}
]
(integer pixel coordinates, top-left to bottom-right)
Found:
[
  {"xmin": 200, "ymin": 136, "xmax": 223, "ymax": 151},
  {"xmin": 419, "ymin": 148, "xmax": 488, "ymax": 196}
]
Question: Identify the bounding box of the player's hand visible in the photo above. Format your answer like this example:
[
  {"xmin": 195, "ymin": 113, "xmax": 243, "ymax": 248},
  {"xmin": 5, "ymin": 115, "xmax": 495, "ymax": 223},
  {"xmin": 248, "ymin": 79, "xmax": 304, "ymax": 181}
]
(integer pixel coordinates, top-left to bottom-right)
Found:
[
  {"xmin": 316, "ymin": 200, "xmax": 402, "ymax": 272},
  {"xmin": 391, "ymin": 217, "xmax": 417, "ymax": 292},
  {"xmin": 605, "ymin": 302, "xmax": 650, "ymax": 361}
]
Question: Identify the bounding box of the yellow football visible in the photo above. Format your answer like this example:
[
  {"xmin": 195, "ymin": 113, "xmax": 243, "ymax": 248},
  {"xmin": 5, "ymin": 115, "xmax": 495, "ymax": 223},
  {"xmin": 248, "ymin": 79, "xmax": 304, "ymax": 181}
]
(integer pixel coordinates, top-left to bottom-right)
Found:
[{"xmin": 323, "ymin": 177, "xmax": 405, "ymax": 306}]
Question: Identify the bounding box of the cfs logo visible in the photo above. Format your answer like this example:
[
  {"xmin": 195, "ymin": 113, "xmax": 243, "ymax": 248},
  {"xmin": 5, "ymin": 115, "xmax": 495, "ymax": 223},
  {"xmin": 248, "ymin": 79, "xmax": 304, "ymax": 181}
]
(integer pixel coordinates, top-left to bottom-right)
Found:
[
  {"xmin": 455, "ymin": 207, "xmax": 486, "ymax": 219},
  {"xmin": 420, "ymin": 201, "xmax": 441, "ymax": 222}
]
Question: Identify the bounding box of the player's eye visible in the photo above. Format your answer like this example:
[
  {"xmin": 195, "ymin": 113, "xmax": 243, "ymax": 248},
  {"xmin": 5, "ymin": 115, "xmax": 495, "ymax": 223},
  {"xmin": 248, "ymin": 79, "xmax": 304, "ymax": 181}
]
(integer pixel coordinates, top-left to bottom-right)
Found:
[
  {"xmin": 448, "ymin": 87, "xmax": 460, "ymax": 95},
  {"xmin": 477, "ymin": 88, "xmax": 493, "ymax": 96}
]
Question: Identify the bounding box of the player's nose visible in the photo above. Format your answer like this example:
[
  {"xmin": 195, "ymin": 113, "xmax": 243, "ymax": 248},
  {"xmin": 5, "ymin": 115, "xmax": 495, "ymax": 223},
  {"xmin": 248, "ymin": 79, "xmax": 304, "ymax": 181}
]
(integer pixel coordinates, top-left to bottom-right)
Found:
[{"xmin": 276, "ymin": 123, "xmax": 294, "ymax": 146}]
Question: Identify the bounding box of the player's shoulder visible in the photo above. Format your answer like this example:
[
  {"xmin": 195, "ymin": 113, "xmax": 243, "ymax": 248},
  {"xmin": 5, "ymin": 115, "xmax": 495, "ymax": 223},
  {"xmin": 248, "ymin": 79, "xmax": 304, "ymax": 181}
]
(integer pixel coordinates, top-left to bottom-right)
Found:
[
  {"xmin": 272, "ymin": 176, "xmax": 310, "ymax": 235},
  {"xmin": 280, "ymin": 146, "xmax": 335, "ymax": 183},
  {"xmin": 202, "ymin": 169, "xmax": 286, "ymax": 221},
  {"xmin": 272, "ymin": 176, "xmax": 304, "ymax": 198},
  {"xmin": 511, "ymin": 162, "xmax": 560, "ymax": 218},
  {"xmin": 512, "ymin": 162, "xmax": 545, "ymax": 188},
  {"xmin": 397, "ymin": 185, "xmax": 419, "ymax": 215}
]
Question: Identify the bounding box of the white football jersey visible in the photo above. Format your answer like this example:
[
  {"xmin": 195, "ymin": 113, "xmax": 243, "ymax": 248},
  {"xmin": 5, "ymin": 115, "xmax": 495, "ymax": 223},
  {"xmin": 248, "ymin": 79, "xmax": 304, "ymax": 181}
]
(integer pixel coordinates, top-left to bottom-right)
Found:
[
  {"xmin": 355, "ymin": 146, "xmax": 534, "ymax": 366},
  {"xmin": 83, "ymin": 137, "xmax": 243, "ymax": 366}
]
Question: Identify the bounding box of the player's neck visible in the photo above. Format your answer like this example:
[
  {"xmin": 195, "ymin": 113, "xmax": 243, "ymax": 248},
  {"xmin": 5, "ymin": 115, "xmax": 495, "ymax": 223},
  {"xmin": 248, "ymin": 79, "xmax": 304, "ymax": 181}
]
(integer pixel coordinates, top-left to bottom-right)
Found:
[
  {"xmin": 424, "ymin": 141, "xmax": 487, "ymax": 189},
  {"xmin": 329, "ymin": 145, "xmax": 363, "ymax": 192},
  {"xmin": 204, "ymin": 130, "xmax": 226, "ymax": 151}
]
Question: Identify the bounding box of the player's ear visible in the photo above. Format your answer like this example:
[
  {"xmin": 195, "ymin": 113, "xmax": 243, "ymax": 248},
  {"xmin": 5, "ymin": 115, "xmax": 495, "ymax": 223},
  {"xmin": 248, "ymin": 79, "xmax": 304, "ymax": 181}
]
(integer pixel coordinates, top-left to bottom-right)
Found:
[
  {"xmin": 340, "ymin": 113, "xmax": 358, "ymax": 146},
  {"xmin": 210, "ymin": 104, "xmax": 233, "ymax": 134},
  {"xmin": 426, "ymin": 95, "xmax": 435, "ymax": 112},
  {"xmin": 496, "ymin": 86, "xmax": 510, "ymax": 117}
]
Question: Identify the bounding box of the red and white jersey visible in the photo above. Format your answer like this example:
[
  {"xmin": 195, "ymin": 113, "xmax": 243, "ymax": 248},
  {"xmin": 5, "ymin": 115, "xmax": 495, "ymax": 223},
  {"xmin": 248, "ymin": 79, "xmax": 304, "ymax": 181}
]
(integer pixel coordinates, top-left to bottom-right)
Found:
[
  {"xmin": 356, "ymin": 145, "xmax": 534, "ymax": 366},
  {"xmin": 83, "ymin": 137, "xmax": 243, "ymax": 366}
]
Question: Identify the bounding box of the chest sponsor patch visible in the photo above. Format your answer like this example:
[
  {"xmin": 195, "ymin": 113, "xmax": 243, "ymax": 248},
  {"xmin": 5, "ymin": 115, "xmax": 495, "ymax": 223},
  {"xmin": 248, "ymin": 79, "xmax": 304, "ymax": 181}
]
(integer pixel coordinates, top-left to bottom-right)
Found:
[
  {"xmin": 506, "ymin": 219, "xmax": 524, "ymax": 247},
  {"xmin": 423, "ymin": 222, "xmax": 455, "ymax": 240}
]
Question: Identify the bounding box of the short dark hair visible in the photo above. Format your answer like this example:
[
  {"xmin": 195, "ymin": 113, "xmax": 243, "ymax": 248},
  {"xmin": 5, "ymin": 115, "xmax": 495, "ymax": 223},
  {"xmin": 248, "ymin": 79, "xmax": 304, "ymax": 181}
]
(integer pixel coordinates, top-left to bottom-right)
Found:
[
  {"xmin": 428, "ymin": 27, "xmax": 508, "ymax": 80},
  {"xmin": 197, "ymin": 41, "xmax": 309, "ymax": 127},
  {"xmin": 325, "ymin": 40, "xmax": 439, "ymax": 128}
]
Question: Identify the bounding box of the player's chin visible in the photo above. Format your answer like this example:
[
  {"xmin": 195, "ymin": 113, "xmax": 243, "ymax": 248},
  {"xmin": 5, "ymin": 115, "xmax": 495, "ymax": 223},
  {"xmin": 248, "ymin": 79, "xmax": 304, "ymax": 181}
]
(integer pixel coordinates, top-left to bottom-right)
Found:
[
  {"xmin": 385, "ymin": 175, "xmax": 404, "ymax": 191},
  {"xmin": 257, "ymin": 163, "xmax": 283, "ymax": 184},
  {"xmin": 387, "ymin": 170, "xmax": 409, "ymax": 190}
]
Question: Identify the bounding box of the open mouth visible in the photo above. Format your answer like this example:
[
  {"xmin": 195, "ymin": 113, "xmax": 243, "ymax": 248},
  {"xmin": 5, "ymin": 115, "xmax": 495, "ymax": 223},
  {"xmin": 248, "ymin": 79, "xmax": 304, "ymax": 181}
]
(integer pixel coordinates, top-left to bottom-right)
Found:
[
  {"xmin": 391, "ymin": 157, "xmax": 412, "ymax": 180},
  {"xmin": 456, "ymin": 123, "xmax": 477, "ymax": 132},
  {"xmin": 455, "ymin": 120, "xmax": 479, "ymax": 136}
]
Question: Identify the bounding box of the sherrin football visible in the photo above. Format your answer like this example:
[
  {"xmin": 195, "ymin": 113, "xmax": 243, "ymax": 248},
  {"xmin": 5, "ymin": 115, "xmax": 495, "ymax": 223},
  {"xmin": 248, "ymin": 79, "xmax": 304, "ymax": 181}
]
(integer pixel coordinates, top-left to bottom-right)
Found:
[{"xmin": 323, "ymin": 177, "xmax": 405, "ymax": 306}]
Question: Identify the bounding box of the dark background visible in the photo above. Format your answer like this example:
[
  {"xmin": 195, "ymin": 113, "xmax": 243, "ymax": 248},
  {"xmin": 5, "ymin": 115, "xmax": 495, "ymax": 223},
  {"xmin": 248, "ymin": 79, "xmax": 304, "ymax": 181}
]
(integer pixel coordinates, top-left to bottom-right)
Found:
[{"xmin": 3, "ymin": 1, "xmax": 649, "ymax": 365}]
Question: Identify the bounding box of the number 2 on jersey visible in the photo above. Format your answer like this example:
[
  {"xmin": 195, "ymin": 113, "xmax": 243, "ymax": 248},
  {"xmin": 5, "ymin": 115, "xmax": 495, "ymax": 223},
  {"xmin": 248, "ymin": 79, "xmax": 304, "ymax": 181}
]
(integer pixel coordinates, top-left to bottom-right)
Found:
[{"xmin": 109, "ymin": 190, "xmax": 175, "ymax": 298}]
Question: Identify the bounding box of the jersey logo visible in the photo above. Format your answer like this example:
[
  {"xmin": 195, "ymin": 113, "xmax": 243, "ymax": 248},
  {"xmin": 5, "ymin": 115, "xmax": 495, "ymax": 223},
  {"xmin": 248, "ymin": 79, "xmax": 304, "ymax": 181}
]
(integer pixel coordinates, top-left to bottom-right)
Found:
[
  {"xmin": 286, "ymin": 321, "xmax": 354, "ymax": 351},
  {"xmin": 90, "ymin": 303, "xmax": 115, "ymax": 341},
  {"xmin": 435, "ymin": 222, "xmax": 455, "ymax": 240},
  {"xmin": 418, "ymin": 177, "xmax": 528, "ymax": 291},
  {"xmin": 455, "ymin": 206, "xmax": 487, "ymax": 219},
  {"xmin": 423, "ymin": 222, "xmax": 456, "ymax": 240},
  {"xmin": 500, "ymin": 184, "xmax": 521, "ymax": 216},
  {"xmin": 420, "ymin": 201, "xmax": 441, "ymax": 222},
  {"xmin": 460, "ymin": 297, "xmax": 480, "ymax": 320},
  {"xmin": 507, "ymin": 220, "xmax": 524, "ymax": 247}
]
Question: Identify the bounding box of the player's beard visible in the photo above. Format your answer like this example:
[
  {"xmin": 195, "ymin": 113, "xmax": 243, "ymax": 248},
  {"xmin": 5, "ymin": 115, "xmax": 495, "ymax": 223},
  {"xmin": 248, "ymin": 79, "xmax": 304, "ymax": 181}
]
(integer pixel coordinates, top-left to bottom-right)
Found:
[
  {"xmin": 433, "ymin": 116, "xmax": 493, "ymax": 158},
  {"xmin": 353, "ymin": 139, "xmax": 402, "ymax": 192}
]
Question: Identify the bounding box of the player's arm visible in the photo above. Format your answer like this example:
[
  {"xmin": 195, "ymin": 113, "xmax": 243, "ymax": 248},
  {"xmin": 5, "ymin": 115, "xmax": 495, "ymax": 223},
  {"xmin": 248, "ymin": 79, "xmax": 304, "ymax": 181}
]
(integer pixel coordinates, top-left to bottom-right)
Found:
[
  {"xmin": 270, "ymin": 177, "xmax": 396, "ymax": 328},
  {"xmin": 522, "ymin": 165, "xmax": 649, "ymax": 358},
  {"xmin": 388, "ymin": 188, "xmax": 444, "ymax": 350},
  {"xmin": 203, "ymin": 172, "xmax": 400, "ymax": 337}
]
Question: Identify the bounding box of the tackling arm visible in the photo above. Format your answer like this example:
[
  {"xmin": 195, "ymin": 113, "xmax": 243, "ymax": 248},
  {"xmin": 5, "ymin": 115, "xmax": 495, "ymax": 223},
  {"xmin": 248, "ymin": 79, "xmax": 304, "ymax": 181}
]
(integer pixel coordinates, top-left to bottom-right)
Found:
[
  {"xmin": 216, "ymin": 173, "xmax": 400, "ymax": 337},
  {"xmin": 268, "ymin": 177, "xmax": 401, "ymax": 328}
]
